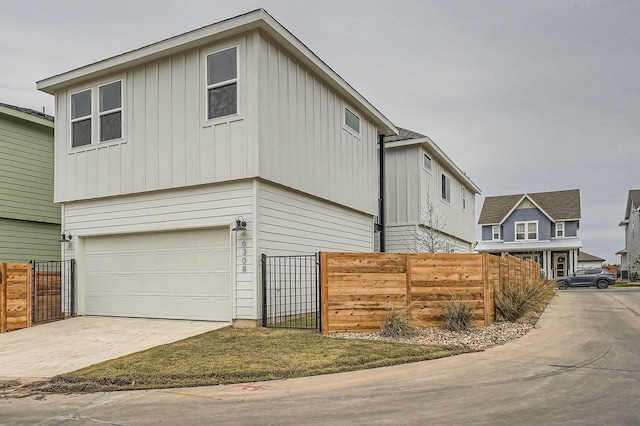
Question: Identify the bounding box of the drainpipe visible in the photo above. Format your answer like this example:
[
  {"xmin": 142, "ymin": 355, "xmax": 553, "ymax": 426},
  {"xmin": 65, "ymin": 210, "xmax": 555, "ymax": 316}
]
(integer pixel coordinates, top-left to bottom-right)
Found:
[{"xmin": 379, "ymin": 134, "xmax": 386, "ymax": 252}]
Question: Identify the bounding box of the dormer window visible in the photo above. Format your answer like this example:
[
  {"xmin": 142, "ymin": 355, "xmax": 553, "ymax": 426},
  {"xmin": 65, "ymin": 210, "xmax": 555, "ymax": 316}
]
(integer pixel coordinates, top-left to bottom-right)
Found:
[
  {"xmin": 206, "ymin": 47, "xmax": 238, "ymax": 120},
  {"xmin": 556, "ymin": 222, "xmax": 565, "ymax": 238}
]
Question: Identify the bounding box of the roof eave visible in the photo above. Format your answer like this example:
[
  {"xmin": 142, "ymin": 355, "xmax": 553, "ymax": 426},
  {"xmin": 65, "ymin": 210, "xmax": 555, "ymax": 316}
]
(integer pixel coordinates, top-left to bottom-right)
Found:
[
  {"xmin": 0, "ymin": 105, "xmax": 54, "ymax": 128},
  {"xmin": 385, "ymin": 136, "xmax": 481, "ymax": 194},
  {"xmin": 36, "ymin": 9, "xmax": 397, "ymax": 136}
]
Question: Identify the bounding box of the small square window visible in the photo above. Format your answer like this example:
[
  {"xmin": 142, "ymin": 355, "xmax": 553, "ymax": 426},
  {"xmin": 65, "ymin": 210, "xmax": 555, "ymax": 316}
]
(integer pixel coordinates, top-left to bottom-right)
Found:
[
  {"xmin": 492, "ymin": 225, "xmax": 501, "ymax": 240},
  {"xmin": 556, "ymin": 222, "xmax": 565, "ymax": 237},
  {"xmin": 345, "ymin": 107, "xmax": 360, "ymax": 133}
]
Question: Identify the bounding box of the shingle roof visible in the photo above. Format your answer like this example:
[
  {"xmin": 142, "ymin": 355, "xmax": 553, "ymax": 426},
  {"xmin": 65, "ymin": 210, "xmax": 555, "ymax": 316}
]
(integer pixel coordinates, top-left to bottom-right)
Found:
[
  {"xmin": 577, "ymin": 251, "xmax": 604, "ymax": 262},
  {"xmin": 384, "ymin": 127, "xmax": 426, "ymax": 143},
  {"xmin": 478, "ymin": 189, "xmax": 581, "ymax": 224},
  {"xmin": 0, "ymin": 103, "xmax": 54, "ymax": 122}
]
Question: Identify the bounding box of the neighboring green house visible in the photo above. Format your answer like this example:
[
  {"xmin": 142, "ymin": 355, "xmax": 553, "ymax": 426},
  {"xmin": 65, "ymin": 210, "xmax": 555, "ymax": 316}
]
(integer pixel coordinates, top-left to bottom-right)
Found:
[{"xmin": 0, "ymin": 103, "xmax": 60, "ymax": 262}]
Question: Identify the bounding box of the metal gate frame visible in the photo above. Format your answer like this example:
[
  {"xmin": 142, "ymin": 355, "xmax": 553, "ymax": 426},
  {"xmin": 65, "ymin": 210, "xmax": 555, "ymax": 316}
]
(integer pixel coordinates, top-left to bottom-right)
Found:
[
  {"xmin": 31, "ymin": 259, "xmax": 76, "ymax": 323},
  {"xmin": 261, "ymin": 253, "xmax": 321, "ymax": 331}
]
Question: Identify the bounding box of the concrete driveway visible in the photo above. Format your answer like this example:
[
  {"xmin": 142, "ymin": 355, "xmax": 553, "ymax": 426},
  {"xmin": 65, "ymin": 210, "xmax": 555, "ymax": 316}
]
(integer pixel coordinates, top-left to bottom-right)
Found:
[{"xmin": 0, "ymin": 316, "xmax": 229, "ymax": 381}]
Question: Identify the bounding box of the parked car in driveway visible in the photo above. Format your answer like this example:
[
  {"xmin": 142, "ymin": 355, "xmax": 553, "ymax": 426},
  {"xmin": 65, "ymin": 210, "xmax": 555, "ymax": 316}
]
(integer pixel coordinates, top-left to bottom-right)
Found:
[{"xmin": 556, "ymin": 269, "xmax": 615, "ymax": 290}]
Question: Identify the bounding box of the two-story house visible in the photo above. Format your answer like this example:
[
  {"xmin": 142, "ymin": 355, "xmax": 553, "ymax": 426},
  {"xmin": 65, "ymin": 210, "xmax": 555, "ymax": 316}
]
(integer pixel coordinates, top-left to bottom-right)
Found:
[
  {"xmin": 476, "ymin": 189, "xmax": 582, "ymax": 278},
  {"xmin": 379, "ymin": 128, "xmax": 481, "ymax": 253},
  {"xmin": 618, "ymin": 189, "xmax": 640, "ymax": 280},
  {"xmin": 0, "ymin": 103, "xmax": 60, "ymax": 262},
  {"xmin": 36, "ymin": 9, "xmax": 397, "ymax": 325}
]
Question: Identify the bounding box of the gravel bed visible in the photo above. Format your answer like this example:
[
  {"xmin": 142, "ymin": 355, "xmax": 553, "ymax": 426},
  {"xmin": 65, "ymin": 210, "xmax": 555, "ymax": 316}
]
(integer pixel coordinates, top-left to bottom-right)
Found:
[{"xmin": 331, "ymin": 320, "xmax": 535, "ymax": 351}]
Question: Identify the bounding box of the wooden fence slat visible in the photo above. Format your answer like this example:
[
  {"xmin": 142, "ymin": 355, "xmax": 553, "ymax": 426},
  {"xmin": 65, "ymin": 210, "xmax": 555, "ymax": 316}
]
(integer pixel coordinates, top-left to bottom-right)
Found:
[{"xmin": 321, "ymin": 253, "xmax": 541, "ymax": 334}]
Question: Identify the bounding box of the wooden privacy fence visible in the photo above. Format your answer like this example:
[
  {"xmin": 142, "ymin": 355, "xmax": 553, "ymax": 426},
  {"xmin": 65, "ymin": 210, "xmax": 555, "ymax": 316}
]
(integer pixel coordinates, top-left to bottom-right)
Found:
[
  {"xmin": 320, "ymin": 253, "xmax": 541, "ymax": 335},
  {"xmin": 0, "ymin": 263, "xmax": 32, "ymax": 332}
]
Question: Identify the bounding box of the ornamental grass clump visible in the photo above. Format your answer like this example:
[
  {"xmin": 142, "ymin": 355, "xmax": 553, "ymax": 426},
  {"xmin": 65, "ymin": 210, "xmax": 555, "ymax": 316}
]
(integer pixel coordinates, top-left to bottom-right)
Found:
[
  {"xmin": 496, "ymin": 277, "xmax": 557, "ymax": 322},
  {"xmin": 380, "ymin": 307, "xmax": 418, "ymax": 339},
  {"xmin": 443, "ymin": 299, "xmax": 474, "ymax": 332}
]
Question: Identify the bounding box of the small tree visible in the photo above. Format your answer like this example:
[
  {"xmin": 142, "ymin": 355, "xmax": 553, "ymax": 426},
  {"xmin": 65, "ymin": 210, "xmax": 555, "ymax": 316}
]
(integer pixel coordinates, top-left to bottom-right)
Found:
[{"xmin": 402, "ymin": 193, "xmax": 452, "ymax": 253}]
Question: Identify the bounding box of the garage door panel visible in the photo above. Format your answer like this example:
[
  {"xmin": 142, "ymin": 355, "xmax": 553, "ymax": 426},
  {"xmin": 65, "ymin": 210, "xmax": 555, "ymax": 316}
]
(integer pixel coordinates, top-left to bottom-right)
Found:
[{"xmin": 84, "ymin": 228, "xmax": 231, "ymax": 321}]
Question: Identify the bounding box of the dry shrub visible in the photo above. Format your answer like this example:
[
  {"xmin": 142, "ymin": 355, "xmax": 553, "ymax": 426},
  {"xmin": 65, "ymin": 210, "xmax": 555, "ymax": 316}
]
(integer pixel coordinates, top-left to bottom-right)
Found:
[
  {"xmin": 496, "ymin": 278, "xmax": 557, "ymax": 322},
  {"xmin": 380, "ymin": 307, "xmax": 417, "ymax": 338},
  {"xmin": 443, "ymin": 299, "xmax": 474, "ymax": 331}
]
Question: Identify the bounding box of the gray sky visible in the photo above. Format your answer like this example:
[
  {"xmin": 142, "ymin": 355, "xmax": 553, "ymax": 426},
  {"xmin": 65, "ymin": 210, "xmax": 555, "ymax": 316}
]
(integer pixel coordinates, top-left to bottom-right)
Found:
[{"xmin": 2, "ymin": 0, "xmax": 638, "ymax": 264}]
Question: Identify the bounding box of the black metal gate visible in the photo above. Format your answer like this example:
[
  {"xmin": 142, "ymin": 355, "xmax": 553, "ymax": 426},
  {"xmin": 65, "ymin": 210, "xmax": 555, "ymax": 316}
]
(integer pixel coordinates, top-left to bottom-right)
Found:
[
  {"xmin": 261, "ymin": 253, "xmax": 321, "ymax": 331},
  {"xmin": 31, "ymin": 260, "xmax": 76, "ymax": 323}
]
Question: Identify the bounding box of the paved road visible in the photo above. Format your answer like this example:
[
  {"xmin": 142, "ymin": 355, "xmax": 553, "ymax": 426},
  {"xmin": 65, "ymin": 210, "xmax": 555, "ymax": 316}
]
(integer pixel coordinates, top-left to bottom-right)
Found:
[{"xmin": 2, "ymin": 288, "xmax": 640, "ymax": 425}]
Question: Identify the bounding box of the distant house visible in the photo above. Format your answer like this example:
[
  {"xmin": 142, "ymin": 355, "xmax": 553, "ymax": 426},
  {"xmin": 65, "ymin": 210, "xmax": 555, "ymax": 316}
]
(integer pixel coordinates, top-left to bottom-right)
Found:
[
  {"xmin": 476, "ymin": 189, "xmax": 582, "ymax": 278},
  {"xmin": 0, "ymin": 103, "xmax": 60, "ymax": 262},
  {"xmin": 577, "ymin": 252, "xmax": 605, "ymax": 269},
  {"xmin": 36, "ymin": 10, "xmax": 397, "ymax": 324},
  {"xmin": 379, "ymin": 128, "xmax": 481, "ymax": 253},
  {"xmin": 618, "ymin": 189, "xmax": 640, "ymax": 280}
]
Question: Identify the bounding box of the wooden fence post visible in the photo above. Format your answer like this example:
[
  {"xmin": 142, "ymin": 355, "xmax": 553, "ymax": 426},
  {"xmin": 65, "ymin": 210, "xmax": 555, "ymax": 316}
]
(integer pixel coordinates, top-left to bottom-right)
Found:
[
  {"xmin": 1, "ymin": 263, "xmax": 6, "ymax": 333},
  {"xmin": 482, "ymin": 254, "xmax": 491, "ymax": 326},
  {"xmin": 320, "ymin": 252, "xmax": 329, "ymax": 336}
]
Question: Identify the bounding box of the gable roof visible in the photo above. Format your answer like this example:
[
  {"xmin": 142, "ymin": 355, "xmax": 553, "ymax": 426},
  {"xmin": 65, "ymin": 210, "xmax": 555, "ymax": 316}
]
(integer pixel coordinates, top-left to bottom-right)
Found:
[
  {"xmin": 36, "ymin": 9, "xmax": 397, "ymax": 136},
  {"xmin": 384, "ymin": 127, "xmax": 481, "ymax": 194},
  {"xmin": 577, "ymin": 251, "xmax": 605, "ymax": 262},
  {"xmin": 0, "ymin": 103, "xmax": 54, "ymax": 127},
  {"xmin": 624, "ymin": 189, "xmax": 640, "ymax": 219},
  {"xmin": 478, "ymin": 189, "xmax": 581, "ymax": 225}
]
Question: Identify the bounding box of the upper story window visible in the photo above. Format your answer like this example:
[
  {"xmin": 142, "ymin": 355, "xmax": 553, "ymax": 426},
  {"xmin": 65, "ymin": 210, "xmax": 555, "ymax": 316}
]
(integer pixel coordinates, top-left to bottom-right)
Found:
[
  {"xmin": 515, "ymin": 221, "xmax": 538, "ymax": 241},
  {"xmin": 462, "ymin": 187, "xmax": 466, "ymax": 210},
  {"xmin": 441, "ymin": 174, "xmax": 451, "ymax": 202},
  {"xmin": 206, "ymin": 47, "xmax": 237, "ymax": 120},
  {"xmin": 556, "ymin": 222, "xmax": 565, "ymax": 237},
  {"xmin": 70, "ymin": 80, "xmax": 122, "ymax": 148},
  {"xmin": 423, "ymin": 153, "xmax": 432, "ymax": 170},
  {"xmin": 344, "ymin": 107, "xmax": 360, "ymax": 134},
  {"xmin": 492, "ymin": 225, "xmax": 501, "ymax": 240}
]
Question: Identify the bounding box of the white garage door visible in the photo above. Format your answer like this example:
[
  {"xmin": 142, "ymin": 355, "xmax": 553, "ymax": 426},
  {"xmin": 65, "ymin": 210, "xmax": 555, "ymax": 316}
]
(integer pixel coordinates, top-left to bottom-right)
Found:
[{"xmin": 84, "ymin": 228, "xmax": 231, "ymax": 321}]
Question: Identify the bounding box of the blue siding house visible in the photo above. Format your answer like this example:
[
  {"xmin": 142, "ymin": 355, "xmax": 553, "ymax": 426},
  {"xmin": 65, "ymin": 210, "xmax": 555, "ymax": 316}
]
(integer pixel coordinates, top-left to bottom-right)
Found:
[{"xmin": 476, "ymin": 189, "xmax": 581, "ymax": 278}]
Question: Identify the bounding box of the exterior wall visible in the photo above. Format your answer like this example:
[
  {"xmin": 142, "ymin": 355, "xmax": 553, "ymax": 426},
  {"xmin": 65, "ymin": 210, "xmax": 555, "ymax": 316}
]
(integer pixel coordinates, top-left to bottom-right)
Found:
[
  {"xmin": 626, "ymin": 205, "xmax": 640, "ymax": 276},
  {"xmin": 577, "ymin": 260, "xmax": 604, "ymax": 269},
  {"xmin": 256, "ymin": 35, "xmax": 379, "ymax": 216},
  {"xmin": 0, "ymin": 219, "xmax": 61, "ymax": 262},
  {"xmin": 564, "ymin": 221, "xmax": 578, "ymax": 237},
  {"xmin": 482, "ymin": 225, "xmax": 496, "ymax": 241},
  {"xmin": 52, "ymin": 30, "xmax": 380, "ymax": 217},
  {"xmin": 257, "ymin": 180, "xmax": 374, "ymax": 255},
  {"xmin": 53, "ymin": 34, "xmax": 256, "ymax": 204},
  {"xmin": 60, "ymin": 180, "xmax": 255, "ymax": 318},
  {"xmin": 376, "ymin": 224, "xmax": 473, "ymax": 253},
  {"xmin": 502, "ymin": 208, "xmax": 551, "ymax": 242},
  {"xmin": 0, "ymin": 109, "xmax": 60, "ymax": 261},
  {"xmin": 384, "ymin": 145, "xmax": 476, "ymax": 250}
]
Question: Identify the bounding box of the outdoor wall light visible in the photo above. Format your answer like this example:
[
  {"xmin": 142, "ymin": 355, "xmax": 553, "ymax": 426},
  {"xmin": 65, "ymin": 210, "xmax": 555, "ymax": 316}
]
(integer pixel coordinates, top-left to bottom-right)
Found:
[
  {"xmin": 232, "ymin": 216, "xmax": 247, "ymax": 231},
  {"xmin": 58, "ymin": 230, "xmax": 72, "ymax": 243}
]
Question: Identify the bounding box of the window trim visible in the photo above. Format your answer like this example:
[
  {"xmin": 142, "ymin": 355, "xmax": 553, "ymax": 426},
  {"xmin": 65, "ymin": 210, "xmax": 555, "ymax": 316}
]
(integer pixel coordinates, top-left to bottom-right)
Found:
[
  {"xmin": 441, "ymin": 173, "xmax": 451, "ymax": 203},
  {"xmin": 69, "ymin": 79, "xmax": 124, "ymax": 150},
  {"xmin": 492, "ymin": 225, "xmax": 501, "ymax": 241},
  {"xmin": 555, "ymin": 222, "xmax": 565, "ymax": 238},
  {"xmin": 343, "ymin": 105, "xmax": 361, "ymax": 136},
  {"xmin": 515, "ymin": 220, "xmax": 539, "ymax": 241},
  {"xmin": 205, "ymin": 45, "xmax": 239, "ymax": 122}
]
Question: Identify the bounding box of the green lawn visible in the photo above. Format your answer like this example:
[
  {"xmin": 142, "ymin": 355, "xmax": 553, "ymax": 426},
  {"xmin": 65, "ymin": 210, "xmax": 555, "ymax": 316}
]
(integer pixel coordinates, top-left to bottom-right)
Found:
[{"xmin": 34, "ymin": 328, "xmax": 468, "ymax": 394}]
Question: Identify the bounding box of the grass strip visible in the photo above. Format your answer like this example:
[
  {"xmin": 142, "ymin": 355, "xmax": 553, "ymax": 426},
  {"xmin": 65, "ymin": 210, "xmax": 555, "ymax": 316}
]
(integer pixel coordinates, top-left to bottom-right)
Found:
[{"xmin": 36, "ymin": 328, "xmax": 468, "ymax": 393}]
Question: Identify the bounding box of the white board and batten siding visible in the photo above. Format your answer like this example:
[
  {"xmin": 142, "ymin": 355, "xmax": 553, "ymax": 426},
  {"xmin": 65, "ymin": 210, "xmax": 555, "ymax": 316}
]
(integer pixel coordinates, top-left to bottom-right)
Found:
[
  {"xmin": 384, "ymin": 145, "xmax": 476, "ymax": 249},
  {"xmin": 256, "ymin": 36, "xmax": 379, "ymax": 216},
  {"xmin": 62, "ymin": 181, "xmax": 256, "ymax": 320},
  {"xmin": 52, "ymin": 34, "xmax": 256, "ymax": 204},
  {"xmin": 53, "ymin": 31, "xmax": 379, "ymax": 218}
]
